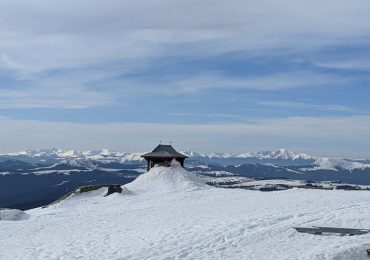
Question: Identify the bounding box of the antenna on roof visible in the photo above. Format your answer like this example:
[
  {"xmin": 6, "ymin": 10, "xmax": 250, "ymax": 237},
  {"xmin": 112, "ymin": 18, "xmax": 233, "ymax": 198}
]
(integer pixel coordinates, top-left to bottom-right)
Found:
[{"xmin": 159, "ymin": 140, "xmax": 162, "ymax": 144}]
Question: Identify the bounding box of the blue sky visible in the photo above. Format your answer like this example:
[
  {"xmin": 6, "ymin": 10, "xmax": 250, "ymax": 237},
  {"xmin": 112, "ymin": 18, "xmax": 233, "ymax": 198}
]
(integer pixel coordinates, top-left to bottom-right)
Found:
[{"xmin": 0, "ymin": 0, "xmax": 370, "ymax": 157}]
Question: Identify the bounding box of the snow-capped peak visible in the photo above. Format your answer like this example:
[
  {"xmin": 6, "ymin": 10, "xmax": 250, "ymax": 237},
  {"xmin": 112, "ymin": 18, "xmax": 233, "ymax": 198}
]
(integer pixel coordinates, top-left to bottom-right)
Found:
[
  {"xmin": 63, "ymin": 158, "xmax": 97, "ymax": 169},
  {"xmin": 183, "ymin": 149, "xmax": 315, "ymax": 161},
  {"xmin": 56, "ymin": 149, "xmax": 80, "ymax": 158},
  {"xmin": 0, "ymin": 148, "xmax": 316, "ymax": 162},
  {"xmin": 236, "ymin": 149, "xmax": 315, "ymax": 160},
  {"xmin": 2, "ymin": 148, "xmax": 370, "ymax": 171},
  {"xmin": 100, "ymin": 149, "xmax": 112, "ymax": 156},
  {"xmin": 2, "ymin": 150, "xmax": 34, "ymax": 157},
  {"xmin": 181, "ymin": 151, "xmax": 204, "ymax": 157},
  {"xmin": 313, "ymin": 158, "xmax": 370, "ymax": 171}
]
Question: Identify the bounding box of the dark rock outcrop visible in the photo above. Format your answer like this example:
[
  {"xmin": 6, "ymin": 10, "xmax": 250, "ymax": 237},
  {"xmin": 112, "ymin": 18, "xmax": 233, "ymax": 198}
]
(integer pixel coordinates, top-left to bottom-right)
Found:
[{"xmin": 106, "ymin": 185, "xmax": 123, "ymax": 196}]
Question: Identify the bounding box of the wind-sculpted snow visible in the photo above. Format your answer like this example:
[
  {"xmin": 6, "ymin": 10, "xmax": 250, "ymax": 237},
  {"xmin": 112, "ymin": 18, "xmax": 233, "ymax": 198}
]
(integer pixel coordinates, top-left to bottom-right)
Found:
[
  {"xmin": 125, "ymin": 160, "xmax": 207, "ymax": 193},
  {"xmin": 1, "ymin": 165, "xmax": 370, "ymax": 259}
]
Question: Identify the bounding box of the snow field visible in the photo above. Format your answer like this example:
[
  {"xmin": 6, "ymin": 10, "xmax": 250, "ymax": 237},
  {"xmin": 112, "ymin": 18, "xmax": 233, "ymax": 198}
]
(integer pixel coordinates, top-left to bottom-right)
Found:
[
  {"xmin": 1, "ymin": 165, "xmax": 370, "ymax": 259},
  {"xmin": 0, "ymin": 209, "xmax": 29, "ymax": 221}
]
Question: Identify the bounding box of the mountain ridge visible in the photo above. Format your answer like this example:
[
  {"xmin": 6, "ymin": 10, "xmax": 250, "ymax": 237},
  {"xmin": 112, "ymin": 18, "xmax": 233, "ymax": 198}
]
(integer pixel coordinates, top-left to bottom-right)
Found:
[{"xmin": 1, "ymin": 148, "xmax": 369, "ymax": 171}]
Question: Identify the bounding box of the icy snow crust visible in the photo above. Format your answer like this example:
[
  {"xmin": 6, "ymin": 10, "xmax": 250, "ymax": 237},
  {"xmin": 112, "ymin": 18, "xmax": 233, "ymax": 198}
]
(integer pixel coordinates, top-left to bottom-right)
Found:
[{"xmin": 1, "ymin": 165, "xmax": 370, "ymax": 260}]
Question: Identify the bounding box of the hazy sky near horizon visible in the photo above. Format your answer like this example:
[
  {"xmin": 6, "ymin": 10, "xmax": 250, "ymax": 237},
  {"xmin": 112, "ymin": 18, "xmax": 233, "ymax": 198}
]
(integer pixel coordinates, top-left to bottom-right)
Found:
[{"xmin": 1, "ymin": 0, "xmax": 370, "ymax": 157}]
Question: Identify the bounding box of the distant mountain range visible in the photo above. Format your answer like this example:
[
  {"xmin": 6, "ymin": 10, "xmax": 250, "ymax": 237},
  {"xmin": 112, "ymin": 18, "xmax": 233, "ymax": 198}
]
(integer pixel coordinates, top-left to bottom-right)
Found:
[
  {"xmin": 1, "ymin": 148, "xmax": 370, "ymax": 210},
  {"xmin": 1, "ymin": 148, "xmax": 369, "ymax": 170}
]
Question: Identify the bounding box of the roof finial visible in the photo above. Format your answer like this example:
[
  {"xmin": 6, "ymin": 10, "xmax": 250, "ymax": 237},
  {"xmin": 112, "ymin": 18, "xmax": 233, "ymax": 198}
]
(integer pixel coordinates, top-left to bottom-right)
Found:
[{"xmin": 159, "ymin": 139, "xmax": 162, "ymax": 144}]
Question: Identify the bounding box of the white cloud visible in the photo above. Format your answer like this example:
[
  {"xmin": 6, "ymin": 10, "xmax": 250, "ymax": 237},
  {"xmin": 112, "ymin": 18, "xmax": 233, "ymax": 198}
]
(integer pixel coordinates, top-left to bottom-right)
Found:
[
  {"xmin": 0, "ymin": 116, "xmax": 370, "ymax": 158},
  {"xmin": 0, "ymin": 0, "xmax": 369, "ymax": 108},
  {"xmin": 0, "ymin": 75, "xmax": 119, "ymax": 109},
  {"xmin": 258, "ymin": 101, "xmax": 356, "ymax": 112},
  {"xmin": 1, "ymin": 0, "xmax": 370, "ymax": 76},
  {"xmin": 0, "ymin": 68, "xmax": 353, "ymax": 109},
  {"xmin": 0, "ymin": 0, "xmax": 368, "ymax": 156},
  {"xmin": 163, "ymin": 71, "xmax": 350, "ymax": 93},
  {"xmin": 312, "ymin": 58, "xmax": 370, "ymax": 71}
]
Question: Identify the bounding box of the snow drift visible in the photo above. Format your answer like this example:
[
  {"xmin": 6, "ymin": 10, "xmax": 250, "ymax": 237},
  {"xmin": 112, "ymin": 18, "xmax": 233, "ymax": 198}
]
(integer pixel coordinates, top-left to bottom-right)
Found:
[
  {"xmin": 51, "ymin": 160, "xmax": 207, "ymax": 206},
  {"xmin": 125, "ymin": 160, "xmax": 207, "ymax": 194},
  {"xmin": 3, "ymin": 160, "xmax": 370, "ymax": 259}
]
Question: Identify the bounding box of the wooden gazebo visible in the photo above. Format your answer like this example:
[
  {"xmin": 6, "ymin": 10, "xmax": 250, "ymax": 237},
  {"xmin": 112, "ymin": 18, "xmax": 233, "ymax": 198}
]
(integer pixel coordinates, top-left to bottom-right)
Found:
[{"xmin": 141, "ymin": 144, "xmax": 188, "ymax": 171}]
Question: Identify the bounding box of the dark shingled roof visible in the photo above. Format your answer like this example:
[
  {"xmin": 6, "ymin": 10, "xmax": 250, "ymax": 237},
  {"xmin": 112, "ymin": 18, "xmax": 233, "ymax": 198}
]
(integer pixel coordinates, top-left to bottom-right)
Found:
[{"xmin": 141, "ymin": 144, "xmax": 188, "ymax": 158}]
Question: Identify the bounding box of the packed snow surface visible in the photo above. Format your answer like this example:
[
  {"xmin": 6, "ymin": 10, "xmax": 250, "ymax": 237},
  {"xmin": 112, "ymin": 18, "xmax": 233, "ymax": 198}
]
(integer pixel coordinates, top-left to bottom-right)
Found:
[
  {"xmin": 0, "ymin": 209, "xmax": 29, "ymax": 221},
  {"xmin": 1, "ymin": 165, "xmax": 370, "ymax": 259}
]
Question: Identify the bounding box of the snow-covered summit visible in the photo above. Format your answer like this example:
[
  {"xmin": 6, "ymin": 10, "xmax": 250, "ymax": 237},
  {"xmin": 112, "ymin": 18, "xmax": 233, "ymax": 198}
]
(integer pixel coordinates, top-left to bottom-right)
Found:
[
  {"xmin": 236, "ymin": 149, "xmax": 315, "ymax": 160},
  {"xmin": 126, "ymin": 160, "xmax": 207, "ymax": 193},
  {"xmin": 0, "ymin": 149, "xmax": 144, "ymax": 164},
  {"xmin": 313, "ymin": 158, "xmax": 370, "ymax": 171},
  {"xmin": 182, "ymin": 149, "xmax": 315, "ymax": 161},
  {"xmin": 0, "ymin": 148, "xmax": 322, "ymax": 162},
  {"xmin": 3, "ymin": 176, "xmax": 370, "ymax": 259},
  {"xmin": 2, "ymin": 148, "xmax": 370, "ymax": 171}
]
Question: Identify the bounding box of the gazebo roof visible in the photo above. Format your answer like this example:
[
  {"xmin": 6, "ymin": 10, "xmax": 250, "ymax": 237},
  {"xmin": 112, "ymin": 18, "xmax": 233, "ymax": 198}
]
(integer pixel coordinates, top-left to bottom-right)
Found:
[{"xmin": 141, "ymin": 144, "xmax": 188, "ymax": 159}]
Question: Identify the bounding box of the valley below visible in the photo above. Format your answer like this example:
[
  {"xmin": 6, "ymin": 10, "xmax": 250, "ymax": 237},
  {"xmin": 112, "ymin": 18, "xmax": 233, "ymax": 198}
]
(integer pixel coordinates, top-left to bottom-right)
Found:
[{"xmin": 2, "ymin": 149, "xmax": 370, "ymax": 210}]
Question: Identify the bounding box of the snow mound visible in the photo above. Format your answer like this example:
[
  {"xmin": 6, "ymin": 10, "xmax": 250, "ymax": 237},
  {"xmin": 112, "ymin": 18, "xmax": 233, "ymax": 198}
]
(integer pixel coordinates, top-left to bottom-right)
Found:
[
  {"xmin": 125, "ymin": 160, "xmax": 207, "ymax": 193},
  {"xmin": 0, "ymin": 209, "xmax": 30, "ymax": 221}
]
